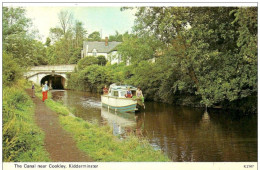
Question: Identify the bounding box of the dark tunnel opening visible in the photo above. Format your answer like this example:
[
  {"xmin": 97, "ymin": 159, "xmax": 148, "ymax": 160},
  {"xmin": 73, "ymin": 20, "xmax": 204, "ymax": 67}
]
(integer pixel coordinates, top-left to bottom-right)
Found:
[{"xmin": 41, "ymin": 75, "xmax": 65, "ymax": 90}]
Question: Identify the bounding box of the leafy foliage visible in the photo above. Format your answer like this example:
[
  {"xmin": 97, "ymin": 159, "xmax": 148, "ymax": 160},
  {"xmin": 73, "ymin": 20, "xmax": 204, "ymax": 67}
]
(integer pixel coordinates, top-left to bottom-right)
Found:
[
  {"xmin": 46, "ymin": 11, "xmax": 87, "ymax": 64},
  {"xmin": 97, "ymin": 55, "xmax": 107, "ymax": 66},
  {"xmin": 115, "ymin": 7, "xmax": 257, "ymax": 108},
  {"xmin": 3, "ymin": 7, "xmax": 47, "ymax": 67},
  {"xmin": 77, "ymin": 56, "xmax": 99, "ymax": 70},
  {"xmin": 68, "ymin": 65, "xmax": 113, "ymax": 92},
  {"xmin": 88, "ymin": 31, "xmax": 101, "ymax": 41},
  {"xmin": 68, "ymin": 7, "xmax": 257, "ymax": 111},
  {"xmin": 3, "ymin": 52, "xmax": 23, "ymax": 86},
  {"xmin": 3, "ymin": 84, "xmax": 50, "ymax": 162},
  {"xmin": 109, "ymin": 31, "xmax": 123, "ymax": 42}
]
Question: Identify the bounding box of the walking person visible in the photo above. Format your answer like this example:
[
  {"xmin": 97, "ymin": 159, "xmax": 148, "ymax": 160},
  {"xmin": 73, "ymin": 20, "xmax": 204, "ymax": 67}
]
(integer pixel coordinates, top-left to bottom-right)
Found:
[
  {"xmin": 32, "ymin": 83, "xmax": 35, "ymax": 98},
  {"xmin": 42, "ymin": 81, "xmax": 49, "ymax": 102},
  {"xmin": 42, "ymin": 84, "xmax": 45, "ymax": 102},
  {"xmin": 44, "ymin": 81, "xmax": 49, "ymax": 100}
]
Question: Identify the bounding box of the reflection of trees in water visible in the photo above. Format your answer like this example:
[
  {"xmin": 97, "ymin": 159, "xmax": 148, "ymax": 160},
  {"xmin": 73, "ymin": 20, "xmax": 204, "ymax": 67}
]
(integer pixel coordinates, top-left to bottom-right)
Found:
[
  {"xmin": 196, "ymin": 110, "xmax": 257, "ymax": 162},
  {"xmin": 142, "ymin": 105, "xmax": 204, "ymax": 161},
  {"xmin": 134, "ymin": 113, "xmax": 146, "ymax": 137},
  {"xmin": 141, "ymin": 104, "xmax": 257, "ymax": 162},
  {"xmin": 50, "ymin": 92, "xmax": 257, "ymax": 162}
]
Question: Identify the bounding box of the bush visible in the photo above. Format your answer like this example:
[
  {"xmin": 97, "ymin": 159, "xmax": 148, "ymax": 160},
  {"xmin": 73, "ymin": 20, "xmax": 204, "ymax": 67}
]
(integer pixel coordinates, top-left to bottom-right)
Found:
[
  {"xmin": 97, "ymin": 55, "xmax": 107, "ymax": 66},
  {"xmin": 77, "ymin": 56, "xmax": 98, "ymax": 70},
  {"xmin": 3, "ymin": 86, "xmax": 50, "ymax": 162},
  {"xmin": 3, "ymin": 51, "xmax": 23, "ymax": 87},
  {"xmin": 68, "ymin": 65, "xmax": 113, "ymax": 93}
]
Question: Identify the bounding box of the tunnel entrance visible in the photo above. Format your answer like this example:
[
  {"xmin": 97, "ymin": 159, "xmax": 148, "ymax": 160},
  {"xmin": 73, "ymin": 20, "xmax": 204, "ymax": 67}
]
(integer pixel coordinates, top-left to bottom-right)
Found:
[{"xmin": 41, "ymin": 75, "xmax": 65, "ymax": 89}]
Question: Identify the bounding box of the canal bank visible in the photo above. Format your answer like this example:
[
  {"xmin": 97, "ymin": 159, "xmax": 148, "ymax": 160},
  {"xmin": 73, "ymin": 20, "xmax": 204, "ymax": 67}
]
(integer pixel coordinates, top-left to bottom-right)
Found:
[
  {"xmin": 51, "ymin": 90, "xmax": 257, "ymax": 162},
  {"xmin": 26, "ymin": 89, "xmax": 93, "ymax": 162},
  {"xmin": 32, "ymin": 89, "xmax": 170, "ymax": 162}
]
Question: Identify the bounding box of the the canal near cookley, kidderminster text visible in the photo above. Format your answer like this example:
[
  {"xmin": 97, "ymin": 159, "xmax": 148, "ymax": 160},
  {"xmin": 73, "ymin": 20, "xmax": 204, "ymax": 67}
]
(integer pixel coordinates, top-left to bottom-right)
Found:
[{"xmin": 51, "ymin": 90, "xmax": 257, "ymax": 162}]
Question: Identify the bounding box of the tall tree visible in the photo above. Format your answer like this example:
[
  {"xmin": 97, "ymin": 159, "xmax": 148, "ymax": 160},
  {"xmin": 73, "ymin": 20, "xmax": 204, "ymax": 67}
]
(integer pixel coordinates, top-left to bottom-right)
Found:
[
  {"xmin": 58, "ymin": 10, "xmax": 73, "ymax": 35},
  {"xmin": 109, "ymin": 31, "xmax": 123, "ymax": 42},
  {"xmin": 88, "ymin": 31, "xmax": 101, "ymax": 41},
  {"xmin": 49, "ymin": 27, "xmax": 63, "ymax": 42},
  {"xmin": 123, "ymin": 7, "xmax": 257, "ymax": 107},
  {"xmin": 3, "ymin": 7, "xmax": 47, "ymax": 67},
  {"xmin": 74, "ymin": 20, "xmax": 87, "ymax": 48},
  {"xmin": 47, "ymin": 11, "xmax": 88, "ymax": 64}
]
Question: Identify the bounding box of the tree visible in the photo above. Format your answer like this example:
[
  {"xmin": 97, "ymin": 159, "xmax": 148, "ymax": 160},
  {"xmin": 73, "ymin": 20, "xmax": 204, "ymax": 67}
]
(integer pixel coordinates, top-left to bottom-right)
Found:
[
  {"xmin": 77, "ymin": 56, "xmax": 99, "ymax": 70},
  {"xmin": 58, "ymin": 10, "xmax": 73, "ymax": 35},
  {"xmin": 47, "ymin": 11, "xmax": 88, "ymax": 65},
  {"xmin": 109, "ymin": 31, "xmax": 123, "ymax": 42},
  {"xmin": 74, "ymin": 20, "xmax": 87, "ymax": 48},
  {"xmin": 3, "ymin": 52, "xmax": 23, "ymax": 86},
  {"xmin": 88, "ymin": 31, "xmax": 101, "ymax": 41},
  {"xmin": 123, "ymin": 7, "xmax": 257, "ymax": 107},
  {"xmin": 117, "ymin": 33, "xmax": 164, "ymax": 64},
  {"xmin": 45, "ymin": 37, "xmax": 51, "ymax": 47},
  {"xmin": 3, "ymin": 7, "xmax": 47, "ymax": 67},
  {"xmin": 49, "ymin": 27, "xmax": 63, "ymax": 42}
]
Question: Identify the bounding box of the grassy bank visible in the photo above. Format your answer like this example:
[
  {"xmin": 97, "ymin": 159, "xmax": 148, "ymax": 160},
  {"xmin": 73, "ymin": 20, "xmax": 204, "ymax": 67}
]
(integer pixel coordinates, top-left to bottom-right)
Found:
[
  {"xmin": 35, "ymin": 90, "xmax": 170, "ymax": 161},
  {"xmin": 3, "ymin": 80, "xmax": 50, "ymax": 162},
  {"xmin": 35, "ymin": 90, "xmax": 69, "ymax": 116},
  {"xmin": 60, "ymin": 116, "xmax": 169, "ymax": 161}
]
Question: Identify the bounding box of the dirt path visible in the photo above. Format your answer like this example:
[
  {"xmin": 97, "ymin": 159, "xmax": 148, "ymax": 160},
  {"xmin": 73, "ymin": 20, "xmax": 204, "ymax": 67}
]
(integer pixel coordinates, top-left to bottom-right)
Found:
[{"xmin": 26, "ymin": 89, "xmax": 93, "ymax": 162}]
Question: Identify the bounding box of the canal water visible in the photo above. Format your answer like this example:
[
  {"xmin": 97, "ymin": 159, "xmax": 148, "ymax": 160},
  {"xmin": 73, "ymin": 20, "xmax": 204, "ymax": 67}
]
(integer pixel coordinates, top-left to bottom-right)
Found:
[{"xmin": 51, "ymin": 90, "xmax": 257, "ymax": 162}]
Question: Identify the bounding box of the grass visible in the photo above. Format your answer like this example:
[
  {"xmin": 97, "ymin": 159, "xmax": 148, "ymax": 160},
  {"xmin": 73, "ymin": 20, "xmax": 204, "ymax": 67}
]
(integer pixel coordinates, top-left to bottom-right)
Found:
[
  {"xmin": 34, "ymin": 85, "xmax": 69, "ymax": 116},
  {"xmin": 3, "ymin": 80, "xmax": 50, "ymax": 162},
  {"xmin": 59, "ymin": 116, "xmax": 170, "ymax": 161},
  {"xmin": 33, "ymin": 84, "xmax": 170, "ymax": 162}
]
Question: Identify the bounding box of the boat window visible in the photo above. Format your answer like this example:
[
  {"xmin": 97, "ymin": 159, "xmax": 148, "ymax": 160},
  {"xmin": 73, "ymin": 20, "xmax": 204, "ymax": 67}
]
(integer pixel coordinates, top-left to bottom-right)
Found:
[
  {"xmin": 113, "ymin": 91, "xmax": 119, "ymax": 97},
  {"xmin": 120, "ymin": 91, "xmax": 127, "ymax": 97}
]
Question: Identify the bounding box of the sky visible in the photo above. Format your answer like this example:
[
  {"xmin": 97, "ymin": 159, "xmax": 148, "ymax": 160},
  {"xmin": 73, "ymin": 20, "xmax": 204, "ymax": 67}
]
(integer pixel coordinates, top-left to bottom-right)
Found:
[
  {"xmin": 4, "ymin": 2, "xmax": 256, "ymax": 43},
  {"xmin": 20, "ymin": 5, "xmax": 136, "ymax": 42}
]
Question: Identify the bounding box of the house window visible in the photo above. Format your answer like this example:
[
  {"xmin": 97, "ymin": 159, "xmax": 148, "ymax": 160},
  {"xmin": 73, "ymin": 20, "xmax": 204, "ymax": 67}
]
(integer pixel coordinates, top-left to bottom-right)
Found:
[{"xmin": 92, "ymin": 49, "xmax": 97, "ymax": 56}]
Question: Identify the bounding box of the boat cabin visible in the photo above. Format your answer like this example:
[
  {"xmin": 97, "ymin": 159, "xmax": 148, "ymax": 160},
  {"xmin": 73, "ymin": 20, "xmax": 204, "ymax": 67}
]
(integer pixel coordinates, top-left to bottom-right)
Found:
[{"xmin": 108, "ymin": 84, "xmax": 137, "ymax": 98}]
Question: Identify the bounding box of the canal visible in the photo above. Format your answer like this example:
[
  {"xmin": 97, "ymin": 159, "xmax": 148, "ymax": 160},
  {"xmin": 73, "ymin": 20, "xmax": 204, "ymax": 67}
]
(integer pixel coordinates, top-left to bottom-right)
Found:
[{"xmin": 51, "ymin": 90, "xmax": 257, "ymax": 162}]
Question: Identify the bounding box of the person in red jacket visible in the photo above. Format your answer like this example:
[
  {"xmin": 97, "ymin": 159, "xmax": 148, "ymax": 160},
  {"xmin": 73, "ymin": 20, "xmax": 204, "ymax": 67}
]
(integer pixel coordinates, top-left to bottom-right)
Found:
[
  {"xmin": 103, "ymin": 85, "xmax": 109, "ymax": 95},
  {"xmin": 125, "ymin": 87, "xmax": 132, "ymax": 98}
]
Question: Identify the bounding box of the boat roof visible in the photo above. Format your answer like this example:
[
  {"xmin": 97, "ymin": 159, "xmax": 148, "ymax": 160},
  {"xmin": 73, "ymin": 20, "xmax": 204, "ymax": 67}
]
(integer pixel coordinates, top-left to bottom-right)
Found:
[{"xmin": 110, "ymin": 84, "xmax": 136, "ymax": 90}]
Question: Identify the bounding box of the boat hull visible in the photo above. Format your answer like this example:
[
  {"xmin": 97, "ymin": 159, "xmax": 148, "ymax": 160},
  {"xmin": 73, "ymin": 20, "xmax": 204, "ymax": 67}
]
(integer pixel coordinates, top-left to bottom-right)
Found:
[{"xmin": 101, "ymin": 95, "xmax": 137, "ymax": 112}]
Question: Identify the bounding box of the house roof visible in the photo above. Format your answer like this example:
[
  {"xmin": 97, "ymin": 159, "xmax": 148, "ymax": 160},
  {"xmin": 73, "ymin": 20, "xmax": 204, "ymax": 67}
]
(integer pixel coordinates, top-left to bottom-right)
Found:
[{"xmin": 84, "ymin": 41, "xmax": 122, "ymax": 53}]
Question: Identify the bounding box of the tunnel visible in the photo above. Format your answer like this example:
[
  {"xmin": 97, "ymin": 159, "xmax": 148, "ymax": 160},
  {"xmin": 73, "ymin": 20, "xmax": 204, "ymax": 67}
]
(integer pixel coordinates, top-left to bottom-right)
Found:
[{"xmin": 41, "ymin": 75, "xmax": 66, "ymax": 90}]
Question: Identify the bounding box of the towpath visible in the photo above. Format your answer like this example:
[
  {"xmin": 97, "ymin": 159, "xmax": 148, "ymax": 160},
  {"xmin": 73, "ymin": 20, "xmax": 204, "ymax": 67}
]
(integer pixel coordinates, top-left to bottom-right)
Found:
[{"xmin": 26, "ymin": 89, "xmax": 93, "ymax": 162}]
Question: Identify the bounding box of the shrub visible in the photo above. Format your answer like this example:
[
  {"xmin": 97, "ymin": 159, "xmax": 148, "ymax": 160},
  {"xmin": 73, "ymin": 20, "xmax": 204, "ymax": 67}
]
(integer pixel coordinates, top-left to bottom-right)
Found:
[
  {"xmin": 97, "ymin": 55, "xmax": 107, "ymax": 66},
  {"xmin": 3, "ymin": 86, "xmax": 50, "ymax": 162},
  {"xmin": 3, "ymin": 51, "xmax": 23, "ymax": 87},
  {"xmin": 77, "ymin": 56, "xmax": 98, "ymax": 70}
]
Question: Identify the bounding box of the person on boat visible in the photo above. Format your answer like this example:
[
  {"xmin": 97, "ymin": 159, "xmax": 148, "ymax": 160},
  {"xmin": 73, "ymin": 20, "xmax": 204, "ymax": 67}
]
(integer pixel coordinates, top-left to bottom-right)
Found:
[
  {"xmin": 103, "ymin": 85, "xmax": 109, "ymax": 95},
  {"xmin": 136, "ymin": 87, "xmax": 145, "ymax": 109},
  {"xmin": 136, "ymin": 87, "xmax": 143, "ymax": 99},
  {"xmin": 125, "ymin": 87, "xmax": 132, "ymax": 98}
]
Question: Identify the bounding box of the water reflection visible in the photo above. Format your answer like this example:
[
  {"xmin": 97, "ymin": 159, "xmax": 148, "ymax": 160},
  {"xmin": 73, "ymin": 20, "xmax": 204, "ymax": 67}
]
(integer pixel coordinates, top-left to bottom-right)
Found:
[
  {"xmin": 51, "ymin": 90, "xmax": 257, "ymax": 162},
  {"xmin": 101, "ymin": 108, "xmax": 136, "ymax": 136}
]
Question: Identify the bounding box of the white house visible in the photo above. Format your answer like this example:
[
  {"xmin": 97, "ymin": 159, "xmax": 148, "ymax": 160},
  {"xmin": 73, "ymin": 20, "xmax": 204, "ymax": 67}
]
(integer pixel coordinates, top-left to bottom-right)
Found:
[{"xmin": 81, "ymin": 37, "xmax": 122, "ymax": 64}]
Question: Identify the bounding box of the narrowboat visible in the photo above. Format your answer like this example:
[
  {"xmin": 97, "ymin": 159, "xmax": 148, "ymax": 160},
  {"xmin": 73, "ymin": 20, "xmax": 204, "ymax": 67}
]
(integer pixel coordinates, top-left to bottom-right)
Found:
[{"xmin": 101, "ymin": 84, "xmax": 145, "ymax": 113}]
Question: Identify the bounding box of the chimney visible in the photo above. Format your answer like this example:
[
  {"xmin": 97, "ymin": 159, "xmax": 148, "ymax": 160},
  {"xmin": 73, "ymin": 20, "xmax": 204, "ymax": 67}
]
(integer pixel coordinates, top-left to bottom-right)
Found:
[{"xmin": 105, "ymin": 37, "xmax": 108, "ymax": 46}]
